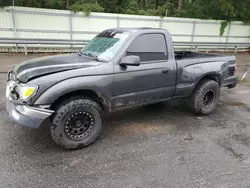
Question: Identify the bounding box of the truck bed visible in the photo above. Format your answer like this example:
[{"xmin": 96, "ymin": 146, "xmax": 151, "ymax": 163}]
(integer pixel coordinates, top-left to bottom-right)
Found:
[
  {"xmin": 175, "ymin": 51, "xmax": 235, "ymax": 66},
  {"xmin": 174, "ymin": 51, "xmax": 237, "ymax": 98},
  {"xmin": 174, "ymin": 51, "xmax": 222, "ymax": 60}
]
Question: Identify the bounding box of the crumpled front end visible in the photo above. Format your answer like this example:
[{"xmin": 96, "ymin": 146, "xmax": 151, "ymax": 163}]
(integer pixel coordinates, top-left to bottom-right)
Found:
[
  {"xmin": 5, "ymin": 75, "xmax": 54, "ymax": 129},
  {"xmin": 6, "ymin": 100, "xmax": 53, "ymax": 128}
]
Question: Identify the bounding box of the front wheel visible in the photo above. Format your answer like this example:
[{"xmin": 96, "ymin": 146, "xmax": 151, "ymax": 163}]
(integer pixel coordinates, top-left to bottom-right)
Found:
[
  {"xmin": 189, "ymin": 79, "xmax": 220, "ymax": 115},
  {"xmin": 51, "ymin": 97, "xmax": 104, "ymax": 149}
]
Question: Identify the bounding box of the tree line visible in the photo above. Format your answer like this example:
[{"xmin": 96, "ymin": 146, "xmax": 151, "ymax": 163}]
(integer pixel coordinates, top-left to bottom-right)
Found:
[{"xmin": 1, "ymin": 0, "xmax": 249, "ymax": 22}]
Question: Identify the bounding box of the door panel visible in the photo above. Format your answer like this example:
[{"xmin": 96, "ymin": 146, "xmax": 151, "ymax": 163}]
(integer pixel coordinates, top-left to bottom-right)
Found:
[
  {"xmin": 111, "ymin": 33, "xmax": 176, "ymax": 110},
  {"xmin": 112, "ymin": 61, "xmax": 176, "ymax": 109}
]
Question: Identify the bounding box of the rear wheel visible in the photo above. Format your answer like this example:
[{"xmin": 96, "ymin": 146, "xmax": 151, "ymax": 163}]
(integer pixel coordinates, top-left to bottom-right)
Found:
[
  {"xmin": 51, "ymin": 97, "xmax": 104, "ymax": 149},
  {"xmin": 189, "ymin": 79, "xmax": 220, "ymax": 115}
]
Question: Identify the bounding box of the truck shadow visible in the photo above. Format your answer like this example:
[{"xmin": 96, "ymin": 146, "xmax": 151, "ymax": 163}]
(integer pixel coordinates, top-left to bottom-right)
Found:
[
  {"xmin": 102, "ymin": 99, "xmax": 198, "ymax": 138},
  {"xmin": 107, "ymin": 99, "xmax": 191, "ymax": 122},
  {"xmin": 11, "ymin": 99, "xmax": 199, "ymax": 154}
]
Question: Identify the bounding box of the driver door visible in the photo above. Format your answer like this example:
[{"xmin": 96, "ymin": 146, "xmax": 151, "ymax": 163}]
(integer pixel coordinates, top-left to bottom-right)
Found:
[{"xmin": 111, "ymin": 33, "xmax": 176, "ymax": 109}]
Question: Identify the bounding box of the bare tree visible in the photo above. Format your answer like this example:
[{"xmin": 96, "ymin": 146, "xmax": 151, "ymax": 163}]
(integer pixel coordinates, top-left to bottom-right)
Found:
[
  {"xmin": 178, "ymin": 0, "xmax": 183, "ymax": 10},
  {"xmin": 66, "ymin": 0, "xmax": 69, "ymax": 9}
]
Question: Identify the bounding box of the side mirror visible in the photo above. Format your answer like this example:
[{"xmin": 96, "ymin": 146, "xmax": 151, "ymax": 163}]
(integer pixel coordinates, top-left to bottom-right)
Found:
[{"xmin": 120, "ymin": 55, "xmax": 140, "ymax": 66}]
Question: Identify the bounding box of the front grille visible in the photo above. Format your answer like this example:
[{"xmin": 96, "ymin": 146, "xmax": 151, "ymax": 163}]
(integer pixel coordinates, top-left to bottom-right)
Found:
[
  {"xmin": 10, "ymin": 88, "xmax": 19, "ymax": 100},
  {"xmin": 6, "ymin": 81, "xmax": 19, "ymax": 101}
]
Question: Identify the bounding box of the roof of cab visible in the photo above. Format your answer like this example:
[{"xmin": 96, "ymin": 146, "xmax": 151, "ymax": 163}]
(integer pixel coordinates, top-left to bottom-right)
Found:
[{"xmin": 107, "ymin": 27, "xmax": 166, "ymax": 33}]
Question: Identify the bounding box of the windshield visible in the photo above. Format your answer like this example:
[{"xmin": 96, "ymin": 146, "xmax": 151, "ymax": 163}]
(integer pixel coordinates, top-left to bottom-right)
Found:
[{"xmin": 81, "ymin": 30, "xmax": 131, "ymax": 61}]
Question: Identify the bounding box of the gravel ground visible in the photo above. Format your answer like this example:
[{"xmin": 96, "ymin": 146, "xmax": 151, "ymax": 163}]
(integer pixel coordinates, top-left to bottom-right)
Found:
[{"xmin": 0, "ymin": 53, "xmax": 250, "ymax": 188}]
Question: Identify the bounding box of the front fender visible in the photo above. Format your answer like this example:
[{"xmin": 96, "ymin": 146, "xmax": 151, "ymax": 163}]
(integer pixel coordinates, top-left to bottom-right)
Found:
[{"xmin": 34, "ymin": 75, "xmax": 113, "ymax": 106}]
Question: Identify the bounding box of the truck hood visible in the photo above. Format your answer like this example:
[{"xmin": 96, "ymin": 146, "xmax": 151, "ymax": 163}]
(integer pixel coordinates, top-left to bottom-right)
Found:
[{"xmin": 13, "ymin": 54, "xmax": 100, "ymax": 83}]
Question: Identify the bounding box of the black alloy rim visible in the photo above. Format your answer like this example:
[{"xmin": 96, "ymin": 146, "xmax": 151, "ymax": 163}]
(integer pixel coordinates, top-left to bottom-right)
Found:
[
  {"xmin": 64, "ymin": 111, "xmax": 94, "ymax": 141},
  {"xmin": 203, "ymin": 89, "xmax": 215, "ymax": 108}
]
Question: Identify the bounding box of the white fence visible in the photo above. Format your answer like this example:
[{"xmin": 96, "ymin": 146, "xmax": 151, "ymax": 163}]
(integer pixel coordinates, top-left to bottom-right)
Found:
[{"xmin": 0, "ymin": 6, "xmax": 250, "ymax": 52}]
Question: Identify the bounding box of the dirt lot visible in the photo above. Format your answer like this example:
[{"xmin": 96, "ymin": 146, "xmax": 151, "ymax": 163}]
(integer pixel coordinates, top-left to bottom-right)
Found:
[{"xmin": 0, "ymin": 53, "xmax": 250, "ymax": 188}]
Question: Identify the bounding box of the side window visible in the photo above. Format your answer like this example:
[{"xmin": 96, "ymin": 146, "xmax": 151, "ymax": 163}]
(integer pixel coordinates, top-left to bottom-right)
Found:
[{"xmin": 126, "ymin": 33, "xmax": 167, "ymax": 62}]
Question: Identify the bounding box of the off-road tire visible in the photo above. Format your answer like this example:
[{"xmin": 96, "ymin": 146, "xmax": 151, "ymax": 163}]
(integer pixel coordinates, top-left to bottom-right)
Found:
[
  {"xmin": 189, "ymin": 79, "xmax": 220, "ymax": 115},
  {"xmin": 51, "ymin": 97, "xmax": 104, "ymax": 149}
]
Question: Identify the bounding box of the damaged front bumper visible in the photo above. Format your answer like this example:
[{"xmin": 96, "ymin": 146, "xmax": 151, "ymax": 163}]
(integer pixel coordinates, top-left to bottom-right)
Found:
[{"xmin": 6, "ymin": 100, "xmax": 54, "ymax": 129}]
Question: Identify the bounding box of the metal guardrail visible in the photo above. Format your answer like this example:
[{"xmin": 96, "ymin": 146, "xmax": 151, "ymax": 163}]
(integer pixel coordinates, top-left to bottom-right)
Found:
[
  {"xmin": 0, "ymin": 38, "xmax": 89, "ymax": 45},
  {"xmin": 0, "ymin": 38, "xmax": 249, "ymax": 55}
]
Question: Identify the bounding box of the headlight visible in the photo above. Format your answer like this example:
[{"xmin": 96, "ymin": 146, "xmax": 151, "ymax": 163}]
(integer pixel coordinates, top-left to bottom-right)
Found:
[{"xmin": 17, "ymin": 85, "xmax": 38, "ymax": 100}]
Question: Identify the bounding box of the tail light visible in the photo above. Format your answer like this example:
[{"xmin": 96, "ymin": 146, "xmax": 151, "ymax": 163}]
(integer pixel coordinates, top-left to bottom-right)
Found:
[
  {"xmin": 229, "ymin": 66, "xmax": 236, "ymax": 76},
  {"xmin": 233, "ymin": 65, "xmax": 236, "ymax": 74},
  {"xmin": 228, "ymin": 60, "xmax": 236, "ymax": 76}
]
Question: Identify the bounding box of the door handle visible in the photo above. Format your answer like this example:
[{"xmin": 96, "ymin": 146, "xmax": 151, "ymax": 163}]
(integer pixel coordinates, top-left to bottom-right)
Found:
[{"xmin": 162, "ymin": 68, "xmax": 171, "ymax": 73}]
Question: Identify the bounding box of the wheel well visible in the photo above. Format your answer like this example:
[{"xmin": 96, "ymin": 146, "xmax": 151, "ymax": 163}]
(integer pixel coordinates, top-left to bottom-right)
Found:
[
  {"xmin": 188, "ymin": 74, "xmax": 221, "ymax": 98},
  {"xmin": 50, "ymin": 90, "xmax": 106, "ymax": 111},
  {"xmin": 190, "ymin": 74, "xmax": 221, "ymax": 97},
  {"xmin": 198, "ymin": 74, "xmax": 221, "ymax": 86}
]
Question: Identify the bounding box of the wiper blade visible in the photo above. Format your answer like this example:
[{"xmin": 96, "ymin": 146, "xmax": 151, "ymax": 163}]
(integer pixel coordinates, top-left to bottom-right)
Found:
[{"xmin": 83, "ymin": 52, "xmax": 102, "ymax": 62}]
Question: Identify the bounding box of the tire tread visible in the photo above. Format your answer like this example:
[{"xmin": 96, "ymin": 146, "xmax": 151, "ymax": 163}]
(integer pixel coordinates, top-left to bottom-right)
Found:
[
  {"xmin": 189, "ymin": 79, "xmax": 219, "ymax": 115},
  {"xmin": 51, "ymin": 96, "xmax": 103, "ymax": 149}
]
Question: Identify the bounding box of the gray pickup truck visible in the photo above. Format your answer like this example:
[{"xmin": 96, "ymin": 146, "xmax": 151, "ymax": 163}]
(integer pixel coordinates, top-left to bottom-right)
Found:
[{"xmin": 6, "ymin": 28, "xmax": 238, "ymax": 149}]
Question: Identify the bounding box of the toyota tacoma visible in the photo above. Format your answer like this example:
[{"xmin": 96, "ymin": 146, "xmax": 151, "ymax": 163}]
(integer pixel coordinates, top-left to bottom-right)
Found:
[{"xmin": 6, "ymin": 28, "xmax": 238, "ymax": 149}]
